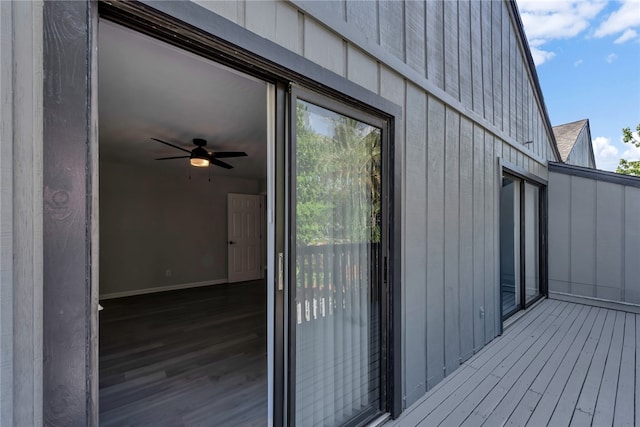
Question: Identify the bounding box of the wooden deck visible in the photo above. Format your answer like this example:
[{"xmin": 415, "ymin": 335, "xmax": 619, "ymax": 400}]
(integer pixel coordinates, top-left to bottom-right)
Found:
[{"xmin": 390, "ymin": 299, "xmax": 638, "ymax": 426}]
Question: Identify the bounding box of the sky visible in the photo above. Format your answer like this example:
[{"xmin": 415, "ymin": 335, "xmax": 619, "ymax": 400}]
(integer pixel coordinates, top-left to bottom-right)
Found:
[{"xmin": 516, "ymin": 0, "xmax": 640, "ymax": 171}]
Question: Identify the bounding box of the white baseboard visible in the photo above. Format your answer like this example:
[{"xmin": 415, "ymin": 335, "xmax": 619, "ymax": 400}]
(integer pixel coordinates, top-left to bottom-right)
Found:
[{"xmin": 99, "ymin": 279, "xmax": 228, "ymax": 300}]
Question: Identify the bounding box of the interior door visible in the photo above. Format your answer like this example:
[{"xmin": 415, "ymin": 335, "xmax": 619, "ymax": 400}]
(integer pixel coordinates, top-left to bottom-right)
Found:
[
  {"xmin": 287, "ymin": 86, "xmax": 388, "ymax": 427},
  {"xmin": 227, "ymin": 193, "xmax": 263, "ymax": 283}
]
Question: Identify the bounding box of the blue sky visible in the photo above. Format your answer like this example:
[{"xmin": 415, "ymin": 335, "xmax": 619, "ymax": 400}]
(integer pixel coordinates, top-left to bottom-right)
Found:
[{"xmin": 517, "ymin": 0, "xmax": 640, "ymax": 170}]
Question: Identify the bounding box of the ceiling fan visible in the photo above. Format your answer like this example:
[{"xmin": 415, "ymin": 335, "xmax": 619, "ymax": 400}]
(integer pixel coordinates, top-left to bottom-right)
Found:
[{"xmin": 151, "ymin": 137, "xmax": 247, "ymax": 169}]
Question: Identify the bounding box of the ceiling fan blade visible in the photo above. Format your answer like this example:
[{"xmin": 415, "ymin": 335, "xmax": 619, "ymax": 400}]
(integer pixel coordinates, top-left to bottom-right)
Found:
[
  {"xmin": 151, "ymin": 138, "xmax": 191, "ymax": 154},
  {"xmin": 211, "ymin": 158, "xmax": 234, "ymax": 169},
  {"xmin": 155, "ymin": 155, "xmax": 190, "ymax": 160},
  {"xmin": 213, "ymin": 151, "xmax": 248, "ymax": 158}
]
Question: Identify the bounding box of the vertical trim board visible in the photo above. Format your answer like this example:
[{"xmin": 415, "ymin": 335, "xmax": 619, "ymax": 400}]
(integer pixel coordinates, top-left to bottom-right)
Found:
[
  {"xmin": 425, "ymin": 97, "xmax": 446, "ymax": 388},
  {"xmin": 469, "ymin": 1, "xmax": 483, "ymax": 116},
  {"xmin": 379, "ymin": 0, "xmax": 405, "ymax": 62},
  {"xmin": 457, "ymin": 0, "xmax": 472, "ymax": 109},
  {"xmin": 345, "ymin": 0, "xmax": 378, "ymax": 46},
  {"xmin": 480, "ymin": 0, "xmax": 493, "ymax": 124},
  {"xmin": 425, "ymin": 0, "xmax": 444, "ymax": 91},
  {"xmin": 404, "ymin": 0, "xmax": 425, "ymax": 76},
  {"xmin": 443, "ymin": 107, "xmax": 461, "ymax": 375},
  {"xmin": 443, "ymin": 0, "xmax": 459, "ymax": 101},
  {"xmin": 491, "ymin": 0, "xmax": 503, "ymax": 131},
  {"xmin": 0, "ymin": 2, "xmax": 15, "ymax": 424},
  {"xmin": 484, "ymin": 134, "xmax": 496, "ymax": 342},
  {"xmin": 472, "ymin": 123, "xmax": 486, "ymax": 350},
  {"xmin": 2, "ymin": 1, "xmax": 45, "ymax": 426},
  {"xmin": 458, "ymin": 116, "xmax": 475, "ymax": 362},
  {"xmin": 402, "ymin": 83, "xmax": 428, "ymax": 406}
]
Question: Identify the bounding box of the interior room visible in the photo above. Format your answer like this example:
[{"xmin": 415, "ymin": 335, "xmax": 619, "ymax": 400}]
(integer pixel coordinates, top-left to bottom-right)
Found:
[{"xmin": 97, "ymin": 20, "xmax": 269, "ymax": 426}]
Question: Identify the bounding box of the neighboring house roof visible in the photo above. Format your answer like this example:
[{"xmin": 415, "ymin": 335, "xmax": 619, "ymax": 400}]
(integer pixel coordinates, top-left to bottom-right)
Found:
[
  {"xmin": 552, "ymin": 118, "xmax": 597, "ymax": 168},
  {"xmin": 553, "ymin": 119, "xmax": 588, "ymax": 161}
]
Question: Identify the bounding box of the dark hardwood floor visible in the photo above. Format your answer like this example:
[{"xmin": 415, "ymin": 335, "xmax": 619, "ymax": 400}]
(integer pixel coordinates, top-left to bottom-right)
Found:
[{"xmin": 99, "ymin": 280, "xmax": 267, "ymax": 427}]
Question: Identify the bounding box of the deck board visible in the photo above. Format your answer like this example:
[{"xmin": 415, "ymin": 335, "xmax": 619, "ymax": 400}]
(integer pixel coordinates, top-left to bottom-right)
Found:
[
  {"xmin": 614, "ymin": 312, "xmax": 635, "ymax": 426},
  {"xmin": 592, "ymin": 310, "xmax": 625, "ymax": 426},
  {"xmin": 526, "ymin": 305, "xmax": 598, "ymax": 426},
  {"xmin": 416, "ymin": 302, "xmax": 572, "ymax": 426},
  {"xmin": 482, "ymin": 306, "xmax": 599, "ymax": 426},
  {"xmin": 462, "ymin": 305, "xmax": 591, "ymax": 426},
  {"xmin": 547, "ymin": 308, "xmax": 607, "ymax": 426},
  {"xmin": 390, "ymin": 299, "xmax": 639, "ymax": 427},
  {"xmin": 395, "ymin": 300, "xmax": 560, "ymax": 426}
]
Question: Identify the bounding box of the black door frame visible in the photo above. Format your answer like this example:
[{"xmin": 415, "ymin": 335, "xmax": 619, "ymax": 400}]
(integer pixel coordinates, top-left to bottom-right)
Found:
[
  {"xmin": 287, "ymin": 86, "xmax": 392, "ymax": 426},
  {"xmin": 498, "ymin": 159, "xmax": 548, "ymax": 323},
  {"xmin": 43, "ymin": 1, "xmax": 403, "ymax": 425}
]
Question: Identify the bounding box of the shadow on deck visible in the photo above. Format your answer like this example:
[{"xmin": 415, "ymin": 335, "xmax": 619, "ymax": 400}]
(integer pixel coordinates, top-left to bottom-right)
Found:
[{"xmin": 389, "ymin": 298, "xmax": 637, "ymax": 426}]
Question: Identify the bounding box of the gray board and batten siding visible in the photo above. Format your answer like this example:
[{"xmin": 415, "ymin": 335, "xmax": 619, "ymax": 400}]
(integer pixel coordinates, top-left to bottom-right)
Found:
[
  {"xmin": 190, "ymin": 0, "xmax": 558, "ymax": 409},
  {"xmin": 1, "ymin": 1, "xmax": 561, "ymax": 425},
  {"xmin": 0, "ymin": 1, "xmax": 45, "ymax": 426},
  {"xmin": 548, "ymin": 162, "xmax": 640, "ymax": 311}
]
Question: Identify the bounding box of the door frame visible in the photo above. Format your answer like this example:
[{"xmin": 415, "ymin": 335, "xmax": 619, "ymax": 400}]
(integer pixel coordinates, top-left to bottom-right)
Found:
[
  {"xmin": 43, "ymin": 1, "xmax": 403, "ymax": 424},
  {"xmin": 498, "ymin": 158, "xmax": 548, "ymax": 324},
  {"xmin": 287, "ymin": 85, "xmax": 392, "ymax": 426}
]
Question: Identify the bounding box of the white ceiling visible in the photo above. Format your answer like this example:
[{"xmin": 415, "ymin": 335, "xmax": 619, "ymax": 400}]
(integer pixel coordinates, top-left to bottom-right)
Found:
[{"xmin": 98, "ymin": 20, "xmax": 268, "ymax": 180}]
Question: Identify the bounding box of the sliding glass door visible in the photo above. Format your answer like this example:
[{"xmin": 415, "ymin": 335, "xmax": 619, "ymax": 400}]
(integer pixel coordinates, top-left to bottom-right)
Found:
[
  {"xmin": 500, "ymin": 172, "xmax": 544, "ymax": 319},
  {"xmin": 523, "ymin": 182, "xmax": 541, "ymax": 304},
  {"xmin": 500, "ymin": 176, "xmax": 521, "ymax": 317},
  {"xmin": 289, "ymin": 88, "xmax": 387, "ymax": 426}
]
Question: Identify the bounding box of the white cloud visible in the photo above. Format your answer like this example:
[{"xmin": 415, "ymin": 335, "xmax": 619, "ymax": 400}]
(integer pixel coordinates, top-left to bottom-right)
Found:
[
  {"xmin": 519, "ymin": 1, "xmax": 606, "ymax": 40},
  {"xmin": 517, "ymin": 0, "xmax": 607, "ymax": 65},
  {"xmin": 574, "ymin": 59, "xmax": 584, "ymax": 66},
  {"xmin": 621, "ymin": 131, "xmax": 640, "ymax": 160},
  {"xmin": 530, "ymin": 46, "xmax": 556, "ymax": 65},
  {"xmin": 594, "ymin": 0, "xmax": 640, "ymax": 38},
  {"xmin": 593, "ymin": 136, "xmax": 620, "ymax": 170},
  {"xmin": 606, "ymin": 53, "xmax": 618, "ymax": 63},
  {"xmin": 614, "ymin": 28, "xmax": 638, "ymax": 43}
]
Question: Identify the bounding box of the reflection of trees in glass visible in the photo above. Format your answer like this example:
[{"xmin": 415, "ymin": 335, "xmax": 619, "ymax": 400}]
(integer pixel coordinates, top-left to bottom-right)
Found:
[{"xmin": 296, "ymin": 101, "xmax": 381, "ymax": 246}]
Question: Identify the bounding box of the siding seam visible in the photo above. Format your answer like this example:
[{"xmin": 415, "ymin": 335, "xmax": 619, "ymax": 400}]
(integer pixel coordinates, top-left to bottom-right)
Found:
[{"xmin": 424, "ymin": 93, "xmax": 429, "ymax": 390}]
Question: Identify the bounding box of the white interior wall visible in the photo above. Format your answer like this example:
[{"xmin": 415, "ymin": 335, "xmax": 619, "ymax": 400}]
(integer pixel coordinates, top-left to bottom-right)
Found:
[{"xmin": 99, "ymin": 160, "xmax": 260, "ymax": 297}]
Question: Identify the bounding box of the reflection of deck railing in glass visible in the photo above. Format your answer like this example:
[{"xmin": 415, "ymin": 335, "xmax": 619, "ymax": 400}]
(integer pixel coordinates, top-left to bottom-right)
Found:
[
  {"xmin": 295, "ymin": 243, "xmax": 380, "ymax": 325},
  {"xmin": 295, "ymin": 242, "xmax": 381, "ymax": 425}
]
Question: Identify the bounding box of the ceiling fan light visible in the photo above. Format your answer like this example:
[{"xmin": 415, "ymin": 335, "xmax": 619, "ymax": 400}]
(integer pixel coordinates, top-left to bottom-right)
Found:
[{"xmin": 190, "ymin": 157, "xmax": 209, "ymax": 167}]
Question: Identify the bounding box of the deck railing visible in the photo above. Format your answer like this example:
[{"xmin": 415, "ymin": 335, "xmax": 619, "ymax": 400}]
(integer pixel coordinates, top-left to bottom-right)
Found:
[{"xmin": 295, "ymin": 242, "xmax": 380, "ymax": 325}]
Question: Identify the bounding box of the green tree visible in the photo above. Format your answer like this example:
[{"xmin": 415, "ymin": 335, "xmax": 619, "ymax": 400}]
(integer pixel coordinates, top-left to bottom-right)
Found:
[
  {"xmin": 616, "ymin": 123, "xmax": 640, "ymax": 176},
  {"xmin": 295, "ymin": 102, "xmax": 381, "ymax": 246},
  {"xmin": 324, "ymin": 115, "xmax": 381, "ymax": 243},
  {"xmin": 295, "ymin": 104, "xmax": 334, "ymax": 246}
]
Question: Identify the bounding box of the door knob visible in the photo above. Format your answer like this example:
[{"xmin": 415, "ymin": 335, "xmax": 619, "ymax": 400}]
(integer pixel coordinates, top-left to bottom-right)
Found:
[{"xmin": 228, "ymin": 241, "xmax": 236, "ymax": 245}]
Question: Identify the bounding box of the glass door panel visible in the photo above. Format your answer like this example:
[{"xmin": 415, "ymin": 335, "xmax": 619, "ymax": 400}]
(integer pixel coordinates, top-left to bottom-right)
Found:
[
  {"xmin": 500, "ymin": 176, "xmax": 521, "ymax": 318},
  {"xmin": 500, "ymin": 171, "xmax": 544, "ymax": 320},
  {"xmin": 292, "ymin": 98, "xmax": 382, "ymax": 426},
  {"xmin": 524, "ymin": 182, "xmax": 540, "ymax": 303}
]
